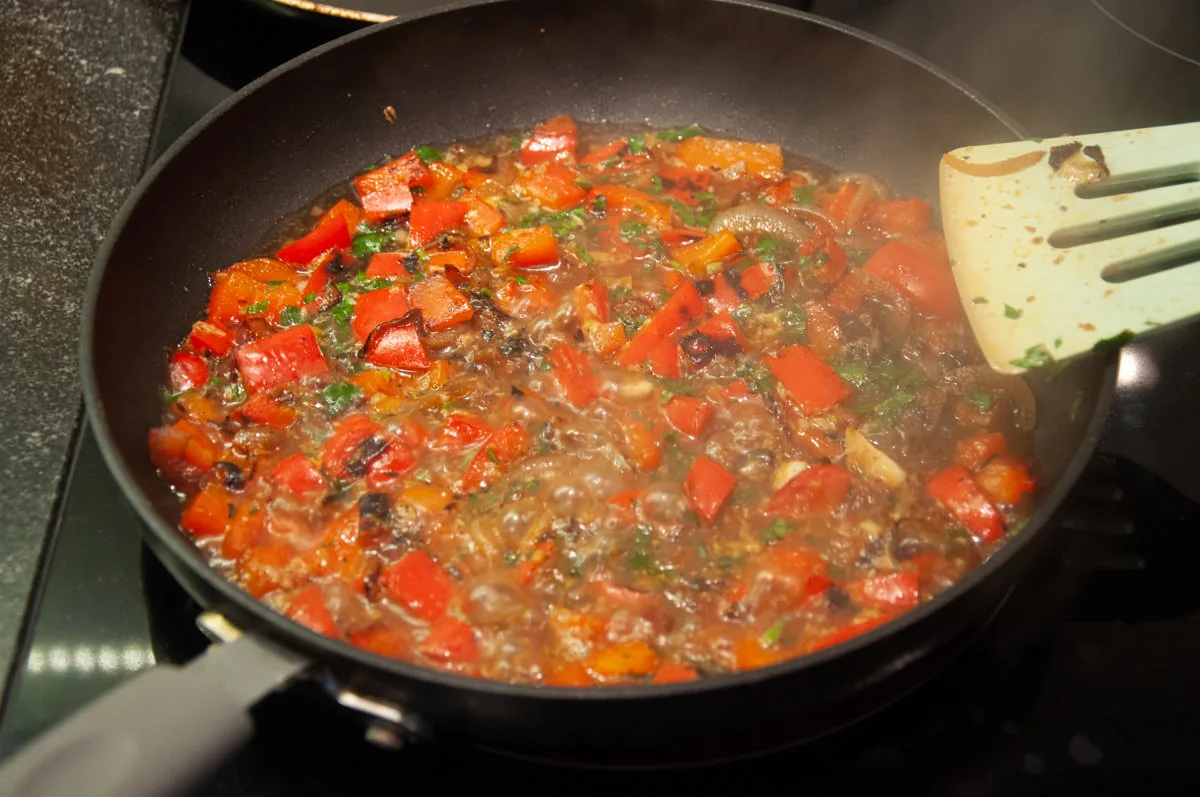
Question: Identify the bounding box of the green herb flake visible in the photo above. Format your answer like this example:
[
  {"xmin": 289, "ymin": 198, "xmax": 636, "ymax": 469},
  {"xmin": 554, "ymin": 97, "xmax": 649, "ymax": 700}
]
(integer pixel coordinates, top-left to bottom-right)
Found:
[
  {"xmin": 241, "ymin": 301, "xmax": 269, "ymax": 316},
  {"xmin": 278, "ymin": 306, "xmax": 304, "ymax": 327},
  {"xmin": 1004, "ymin": 304, "xmax": 1023, "ymax": 320},
  {"xmin": 972, "ymin": 296, "xmax": 989, "ymax": 305},
  {"xmin": 655, "ymin": 123, "xmax": 704, "ymax": 142},
  {"xmin": 628, "ymin": 526, "xmax": 658, "ymax": 573},
  {"xmin": 1009, "ymin": 344, "xmax": 1054, "ymax": 370},
  {"xmin": 1145, "ymin": 320, "xmax": 1161, "ymax": 327},
  {"xmin": 1092, "ymin": 329, "xmax": 1135, "ymax": 353},
  {"xmin": 509, "ymin": 136, "xmax": 522, "ymax": 151},
  {"xmin": 320, "ymin": 382, "xmax": 362, "ymax": 416},
  {"xmin": 600, "ymin": 156, "xmax": 621, "ymax": 170},
  {"xmin": 964, "ymin": 389, "xmax": 995, "ymax": 411},
  {"xmin": 302, "ymin": 291, "xmax": 317, "ymax": 303},
  {"xmin": 627, "ymin": 134, "xmax": 646, "ymax": 155},
  {"xmin": 760, "ymin": 621, "xmax": 785, "ymax": 646},
  {"xmin": 331, "ymin": 298, "xmax": 355, "ymax": 326},
  {"xmin": 1054, "ymin": 336, "xmax": 1063, "ymax": 349},
  {"xmin": 513, "ymin": 275, "xmax": 530, "ymax": 285},
  {"xmin": 162, "ymin": 388, "xmax": 187, "ymax": 402},
  {"xmin": 667, "ymin": 198, "xmax": 697, "ymax": 226},
  {"xmin": 413, "ymin": 145, "xmax": 442, "ymax": 164},
  {"xmin": 836, "ymin": 363, "xmax": 870, "ymax": 388},
  {"xmin": 352, "ymin": 230, "xmax": 391, "ymax": 259},
  {"xmin": 1006, "ymin": 517, "xmax": 1030, "ymax": 538},
  {"xmin": 486, "ymin": 447, "xmax": 499, "ymax": 463},
  {"xmin": 762, "ymin": 518, "xmax": 797, "ymax": 543},
  {"xmin": 792, "ymin": 185, "xmax": 815, "ymax": 205}
]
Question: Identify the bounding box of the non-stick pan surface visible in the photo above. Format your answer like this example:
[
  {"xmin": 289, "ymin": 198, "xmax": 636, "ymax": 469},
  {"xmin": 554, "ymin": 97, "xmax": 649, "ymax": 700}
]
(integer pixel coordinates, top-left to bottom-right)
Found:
[{"xmin": 80, "ymin": 0, "xmax": 1114, "ymax": 765}]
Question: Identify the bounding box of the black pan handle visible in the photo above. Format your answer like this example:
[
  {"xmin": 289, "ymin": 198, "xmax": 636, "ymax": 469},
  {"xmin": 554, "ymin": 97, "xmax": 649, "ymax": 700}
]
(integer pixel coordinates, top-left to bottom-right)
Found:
[{"xmin": 0, "ymin": 633, "xmax": 307, "ymax": 797}]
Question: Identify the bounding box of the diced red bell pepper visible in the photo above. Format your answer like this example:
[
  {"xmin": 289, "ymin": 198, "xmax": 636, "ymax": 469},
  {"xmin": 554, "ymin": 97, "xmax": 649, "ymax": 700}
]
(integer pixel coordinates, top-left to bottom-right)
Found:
[
  {"xmin": 422, "ymin": 161, "xmax": 464, "ymax": 201},
  {"xmin": 764, "ymin": 345, "xmax": 851, "ymax": 415},
  {"xmin": 234, "ymin": 325, "xmax": 329, "ymax": 395},
  {"xmin": 361, "ymin": 316, "xmax": 430, "ymax": 372},
  {"xmin": 381, "ymin": 551, "xmax": 454, "ymax": 621},
  {"xmin": 852, "ymin": 573, "xmax": 921, "ymax": 610},
  {"xmin": 317, "ymin": 198, "xmax": 363, "ymax": 236},
  {"xmin": 365, "ymin": 252, "xmax": 412, "ymax": 280},
  {"xmin": 767, "ymin": 464, "xmax": 853, "ymax": 521},
  {"xmin": 353, "ymin": 152, "xmax": 426, "ymax": 222},
  {"xmin": 169, "ymin": 351, "xmax": 208, "ymax": 393},
  {"xmin": 271, "ymin": 453, "xmax": 326, "ymax": 498},
  {"xmin": 660, "ymin": 165, "xmax": 712, "ymax": 191},
  {"xmin": 462, "ymin": 191, "xmax": 506, "ymax": 238},
  {"xmin": 407, "ymin": 274, "xmax": 473, "ymax": 331},
  {"xmin": 436, "ymin": 413, "xmax": 494, "ymax": 449},
  {"xmin": 349, "ymin": 625, "xmax": 411, "ymax": 660},
  {"xmin": 275, "ymin": 214, "xmax": 352, "ymax": 266},
  {"xmin": 672, "ymin": 230, "xmax": 742, "ymax": 278},
  {"xmin": 618, "ymin": 416, "xmax": 664, "ymax": 473},
  {"xmin": 285, "ymin": 586, "xmax": 338, "ymax": 637},
  {"xmin": 409, "ymin": 200, "xmax": 468, "ymax": 247},
  {"xmin": 365, "ymin": 439, "xmax": 417, "ymax": 492},
  {"xmin": 652, "ymin": 663, "xmax": 699, "ymax": 684},
  {"xmin": 738, "ymin": 261, "xmax": 779, "ymax": 299},
  {"xmin": 351, "ymin": 286, "xmax": 410, "ymax": 342},
  {"xmin": 588, "ymin": 185, "xmax": 671, "ymax": 229},
  {"xmin": 492, "ymin": 276, "xmax": 556, "ymax": 318},
  {"xmin": 617, "ymin": 282, "xmax": 705, "ymax": 367},
  {"xmin": 520, "ymin": 115, "xmax": 577, "ymax": 166},
  {"xmin": 572, "ymin": 280, "xmax": 610, "ymax": 324},
  {"xmin": 822, "ymin": 182, "xmax": 858, "ymax": 227},
  {"xmin": 862, "ymin": 198, "xmax": 932, "ymax": 236},
  {"xmin": 461, "ymin": 423, "xmax": 529, "ymax": 493},
  {"xmin": 676, "ymin": 136, "xmax": 784, "ymax": 181},
  {"xmin": 683, "ymin": 455, "xmax": 737, "ymax": 525},
  {"xmin": 956, "ymin": 431, "xmax": 1008, "ymax": 471},
  {"xmin": 663, "ymin": 395, "xmax": 713, "ymax": 438},
  {"xmin": 186, "ymin": 320, "xmax": 234, "ymax": 357},
  {"xmin": 976, "ymin": 456, "xmax": 1036, "ymax": 505},
  {"xmin": 585, "ymin": 320, "xmax": 627, "ymax": 357},
  {"xmin": 180, "ymin": 483, "xmax": 231, "ymax": 538},
  {"xmin": 207, "ymin": 264, "xmax": 305, "ymax": 325},
  {"xmin": 695, "ymin": 310, "xmax": 746, "ymax": 348},
  {"xmin": 490, "ymin": 225, "xmax": 560, "ymax": 269},
  {"xmin": 520, "ymin": 162, "xmax": 587, "ymax": 210},
  {"xmin": 927, "ymin": 465, "xmax": 1004, "ymax": 542},
  {"xmin": 706, "ymin": 272, "xmax": 741, "ymax": 314},
  {"xmin": 579, "ymin": 138, "xmax": 628, "ymax": 172},
  {"xmin": 321, "ymin": 414, "xmax": 384, "ymax": 481},
  {"xmin": 420, "ymin": 617, "xmax": 479, "ymax": 664},
  {"xmin": 238, "ymin": 393, "xmax": 297, "ymax": 429},
  {"xmin": 863, "ymin": 241, "xmax": 962, "ymax": 321},
  {"xmin": 647, "ymin": 339, "xmax": 681, "ymax": 378},
  {"xmin": 239, "ymin": 542, "xmax": 298, "ymax": 598},
  {"xmin": 550, "ymin": 343, "xmax": 599, "ymax": 408},
  {"xmin": 425, "ymin": 248, "xmax": 475, "ymax": 276}
]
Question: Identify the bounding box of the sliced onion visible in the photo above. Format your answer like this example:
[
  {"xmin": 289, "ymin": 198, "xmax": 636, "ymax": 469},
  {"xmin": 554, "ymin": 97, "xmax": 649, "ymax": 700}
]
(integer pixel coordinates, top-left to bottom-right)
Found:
[
  {"xmin": 709, "ymin": 204, "xmax": 814, "ymax": 245},
  {"xmin": 783, "ymin": 203, "xmax": 842, "ymax": 236},
  {"xmin": 845, "ymin": 427, "xmax": 907, "ymax": 488},
  {"xmin": 943, "ymin": 150, "xmax": 1045, "ymax": 177}
]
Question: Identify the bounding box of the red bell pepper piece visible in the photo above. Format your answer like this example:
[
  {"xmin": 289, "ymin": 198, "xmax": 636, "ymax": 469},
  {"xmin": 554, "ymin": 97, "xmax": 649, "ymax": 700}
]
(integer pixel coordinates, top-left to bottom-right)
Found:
[
  {"xmin": 435, "ymin": 413, "xmax": 494, "ymax": 449},
  {"xmin": 676, "ymin": 137, "xmax": 784, "ymax": 181},
  {"xmin": 407, "ymin": 274, "xmax": 473, "ymax": 331},
  {"xmin": 520, "ymin": 162, "xmax": 587, "ymax": 210},
  {"xmin": 683, "ymin": 455, "xmax": 737, "ymax": 525},
  {"xmin": 617, "ymin": 281, "xmax": 704, "ymax": 367},
  {"xmin": 823, "ymin": 182, "xmax": 858, "ymax": 226},
  {"xmin": 317, "ymin": 198, "xmax": 363, "ymax": 236},
  {"xmin": 381, "ymin": 551, "xmax": 454, "ymax": 622},
  {"xmin": 351, "ymin": 286, "xmax": 410, "ymax": 342},
  {"xmin": 705, "ymin": 272, "xmax": 741, "ymax": 314},
  {"xmin": 737, "ymin": 261, "xmax": 779, "ymax": 299},
  {"xmin": 647, "ymin": 339, "xmax": 681, "ymax": 378},
  {"xmin": 180, "ymin": 483, "xmax": 231, "ymax": 539},
  {"xmin": 421, "ymin": 161, "xmax": 464, "ymax": 201},
  {"xmin": 764, "ymin": 345, "xmax": 851, "ymax": 415},
  {"xmin": 490, "ymin": 225, "xmax": 560, "ymax": 269},
  {"xmin": 572, "ymin": 280, "xmax": 610, "ymax": 324},
  {"xmin": 663, "ymin": 395, "xmax": 713, "ymax": 438},
  {"xmin": 520, "ymin": 115, "xmax": 577, "ymax": 166},
  {"xmin": 767, "ymin": 464, "xmax": 853, "ymax": 520},
  {"xmin": 579, "ymin": 138, "xmax": 628, "ymax": 172},
  {"xmin": 695, "ymin": 310, "xmax": 745, "ymax": 348},
  {"xmin": 169, "ymin": 351, "xmax": 208, "ymax": 393},
  {"xmin": 186, "ymin": 320, "xmax": 234, "ymax": 357},
  {"xmin": 462, "ymin": 191, "xmax": 506, "ymax": 238},
  {"xmin": 588, "ymin": 184, "xmax": 672, "ymax": 230},
  {"xmin": 275, "ymin": 214, "xmax": 352, "ymax": 266},
  {"xmin": 238, "ymin": 393, "xmax": 297, "ymax": 429},
  {"xmin": 550, "ymin": 343, "xmax": 599, "ymax": 408},
  {"xmin": 461, "ymin": 423, "xmax": 529, "ymax": 493},
  {"xmin": 863, "ymin": 240, "xmax": 962, "ymax": 321},
  {"xmin": 852, "ymin": 573, "xmax": 921, "ymax": 610},
  {"xmin": 651, "ymin": 663, "xmax": 699, "ymax": 684},
  {"xmin": 349, "ymin": 625, "xmax": 411, "ymax": 660},
  {"xmin": 955, "ymin": 431, "xmax": 1008, "ymax": 471},
  {"xmin": 320, "ymin": 414, "xmax": 383, "ymax": 482},
  {"xmin": 617, "ymin": 414, "xmax": 664, "ymax": 473},
  {"xmin": 234, "ymin": 325, "xmax": 329, "ymax": 395},
  {"xmin": 365, "ymin": 438, "xmax": 417, "ymax": 492},
  {"xmin": 420, "ymin": 617, "xmax": 479, "ymax": 664},
  {"xmin": 271, "ymin": 453, "xmax": 326, "ymax": 498},
  {"xmin": 862, "ymin": 198, "xmax": 932, "ymax": 236},
  {"xmin": 424, "ymin": 248, "xmax": 475, "ymax": 276},
  {"xmin": 976, "ymin": 456, "xmax": 1036, "ymax": 505},
  {"xmin": 364, "ymin": 252, "xmax": 411, "ymax": 279},
  {"xmin": 360, "ymin": 317, "xmax": 430, "ymax": 372},
  {"xmin": 672, "ymin": 230, "xmax": 742, "ymax": 278},
  {"xmin": 492, "ymin": 276, "xmax": 556, "ymax": 318},
  {"xmin": 285, "ymin": 586, "xmax": 338, "ymax": 637},
  {"xmin": 353, "ymin": 152, "xmax": 426, "ymax": 222},
  {"xmin": 927, "ymin": 465, "xmax": 1004, "ymax": 542},
  {"xmin": 409, "ymin": 200, "xmax": 468, "ymax": 247}
]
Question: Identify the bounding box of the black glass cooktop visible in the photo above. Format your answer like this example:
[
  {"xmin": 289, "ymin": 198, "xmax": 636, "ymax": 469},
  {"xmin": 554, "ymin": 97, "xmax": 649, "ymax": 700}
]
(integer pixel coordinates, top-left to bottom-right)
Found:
[{"xmin": 3, "ymin": 0, "xmax": 1199, "ymax": 793}]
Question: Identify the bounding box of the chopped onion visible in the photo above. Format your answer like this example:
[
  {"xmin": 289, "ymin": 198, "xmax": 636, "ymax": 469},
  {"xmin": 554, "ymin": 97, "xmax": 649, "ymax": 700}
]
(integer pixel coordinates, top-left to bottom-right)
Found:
[{"xmin": 844, "ymin": 427, "xmax": 907, "ymax": 488}]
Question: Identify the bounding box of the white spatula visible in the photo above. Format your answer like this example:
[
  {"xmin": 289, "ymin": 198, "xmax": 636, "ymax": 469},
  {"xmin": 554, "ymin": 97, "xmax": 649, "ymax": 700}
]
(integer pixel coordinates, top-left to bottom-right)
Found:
[{"xmin": 939, "ymin": 121, "xmax": 1200, "ymax": 374}]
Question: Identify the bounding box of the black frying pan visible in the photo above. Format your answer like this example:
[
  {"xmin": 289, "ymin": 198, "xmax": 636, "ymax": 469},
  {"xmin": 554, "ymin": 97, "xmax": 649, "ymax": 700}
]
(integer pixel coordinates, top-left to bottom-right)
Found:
[{"xmin": 0, "ymin": 1, "xmax": 1116, "ymax": 794}]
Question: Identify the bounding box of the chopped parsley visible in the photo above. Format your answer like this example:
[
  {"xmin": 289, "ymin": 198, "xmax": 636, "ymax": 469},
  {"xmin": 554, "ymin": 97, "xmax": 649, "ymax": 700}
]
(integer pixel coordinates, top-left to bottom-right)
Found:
[
  {"xmin": 320, "ymin": 382, "xmax": 361, "ymax": 415},
  {"xmin": 628, "ymin": 134, "xmax": 646, "ymax": 154},
  {"xmin": 600, "ymin": 156, "xmax": 621, "ymax": 170},
  {"xmin": 760, "ymin": 621, "xmax": 785, "ymax": 646},
  {"xmin": 278, "ymin": 306, "xmax": 304, "ymax": 327},
  {"xmin": 761, "ymin": 518, "xmax": 797, "ymax": 543},
  {"xmin": 792, "ymin": 185, "xmax": 815, "ymax": 205},
  {"xmin": 242, "ymin": 301, "xmax": 269, "ymax": 315},
  {"xmin": 1093, "ymin": 329, "xmax": 1135, "ymax": 353},
  {"xmin": 1009, "ymin": 344, "xmax": 1054, "ymax": 369},
  {"xmin": 972, "ymin": 296, "xmax": 989, "ymax": 305},
  {"xmin": 331, "ymin": 297, "xmax": 355, "ymax": 326},
  {"xmin": 628, "ymin": 526, "xmax": 661, "ymax": 573},
  {"xmin": 655, "ymin": 123, "xmax": 704, "ymax": 142},
  {"xmin": 779, "ymin": 302, "xmax": 807, "ymax": 343},
  {"xmin": 302, "ymin": 291, "xmax": 317, "ymax": 303},
  {"xmin": 352, "ymin": 230, "xmax": 391, "ymax": 259},
  {"xmin": 413, "ymin": 145, "xmax": 442, "ymax": 164},
  {"xmin": 964, "ymin": 389, "xmax": 996, "ymax": 411},
  {"xmin": 1003, "ymin": 304, "xmax": 1023, "ymax": 319}
]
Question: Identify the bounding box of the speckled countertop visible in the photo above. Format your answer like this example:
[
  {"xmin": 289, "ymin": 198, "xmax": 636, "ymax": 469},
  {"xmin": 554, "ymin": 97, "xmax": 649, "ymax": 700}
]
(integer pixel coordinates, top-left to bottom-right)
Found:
[{"xmin": 0, "ymin": 0, "xmax": 182, "ymax": 690}]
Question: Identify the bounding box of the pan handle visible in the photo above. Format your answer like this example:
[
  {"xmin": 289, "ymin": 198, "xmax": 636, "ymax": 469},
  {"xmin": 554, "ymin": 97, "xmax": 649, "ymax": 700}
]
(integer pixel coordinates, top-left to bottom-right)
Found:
[{"xmin": 0, "ymin": 632, "xmax": 308, "ymax": 797}]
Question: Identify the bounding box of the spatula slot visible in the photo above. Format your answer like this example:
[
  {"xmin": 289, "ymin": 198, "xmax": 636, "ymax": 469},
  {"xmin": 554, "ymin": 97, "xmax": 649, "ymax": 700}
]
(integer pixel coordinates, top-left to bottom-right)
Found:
[
  {"xmin": 1048, "ymin": 198, "xmax": 1200, "ymax": 249},
  {"xmin": 1102, "ymin": 238, "xmax": 1200, "ymax": 283},
  {"xmin": 1075, "ymin": 165, "xmax": 1200, "ymax": 199}
]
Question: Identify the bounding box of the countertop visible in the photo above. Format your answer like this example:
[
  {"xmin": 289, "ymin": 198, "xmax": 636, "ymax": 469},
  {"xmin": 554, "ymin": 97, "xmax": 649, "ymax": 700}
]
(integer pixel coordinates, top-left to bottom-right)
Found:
[{"xmin": 0, "ymin": 0, "xmax": 182, "ymax": 691}]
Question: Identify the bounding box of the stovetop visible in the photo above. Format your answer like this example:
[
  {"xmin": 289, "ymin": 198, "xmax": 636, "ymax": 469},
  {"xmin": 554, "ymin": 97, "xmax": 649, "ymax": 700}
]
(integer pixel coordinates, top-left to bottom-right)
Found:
[{"xmin": 3, "ymin": 0, "xmax": 1199, "ymax": 793}]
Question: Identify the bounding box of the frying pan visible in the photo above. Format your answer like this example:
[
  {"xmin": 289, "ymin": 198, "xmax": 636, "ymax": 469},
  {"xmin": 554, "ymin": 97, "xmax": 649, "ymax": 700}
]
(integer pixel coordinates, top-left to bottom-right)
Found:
[{"xmin": 0, "ymin": 0, "xmax": 1116, "ymax": 794}]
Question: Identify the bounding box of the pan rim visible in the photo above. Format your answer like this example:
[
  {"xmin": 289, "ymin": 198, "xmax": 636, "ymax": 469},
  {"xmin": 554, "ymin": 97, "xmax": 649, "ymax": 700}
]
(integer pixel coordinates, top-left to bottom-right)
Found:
[{"xmin": 80, "ymin": 0, "xmax": 1113, "ymax": 704}]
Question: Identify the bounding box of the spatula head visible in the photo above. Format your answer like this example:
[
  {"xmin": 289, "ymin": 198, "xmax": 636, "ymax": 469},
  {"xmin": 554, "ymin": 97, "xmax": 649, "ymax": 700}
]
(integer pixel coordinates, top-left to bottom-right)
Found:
[{"xmin": 939, "ymin": 122, "xmax": 1200, "ymax": 374}]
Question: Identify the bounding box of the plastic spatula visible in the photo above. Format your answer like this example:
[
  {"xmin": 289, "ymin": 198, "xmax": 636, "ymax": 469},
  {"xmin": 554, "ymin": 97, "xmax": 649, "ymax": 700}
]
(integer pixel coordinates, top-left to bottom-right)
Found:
[{"xmin": 938, "ymin": 121, "xmax": 1200, "ymax": 374}]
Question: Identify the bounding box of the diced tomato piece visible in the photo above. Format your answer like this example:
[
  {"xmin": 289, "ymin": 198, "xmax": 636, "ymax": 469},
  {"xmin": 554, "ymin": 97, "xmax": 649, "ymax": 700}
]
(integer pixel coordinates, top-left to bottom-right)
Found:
[
  {"xmin": 976, "ymin": 456, "xmax": 1036, "ymax": 505},
  {"xmin": 588, "ymin": 185, "xmax": 671, "ymax": 229},
  {"xmin": 493, "ymin": 276, "xmax": 556, "ymax": 318},
  {"xmin": 675, "ymin": 136, "xmax": 784, "ymax": 181},
  {"xmin": 234, "ymin": 325, "xmax": 328, "ymax": 395},
  {"xmin": 547, "ymin": 661, "xmax": 596, "ymax": 686},
  {"xmin": 647, "ymin": 339, "xmax": 681, "ymax": 378},
  {"xmin": 572, "ymin": 280, "xmax": 610, "ymax": 324},
  {"xmin": 381, "ymin": 551, "xmax": 454, "ymax": 621},
  {"xmin": 589, "ymin": 641, "xmax": 659, "ymax": 679},
  {"xmin": 240, "ymin": 542, "xmax": 298, "ymax": 598},
  {"xmin": 863, "ymin": 241, "xmax": 962, "ymax": 321},
  {"xmin": 180, "ymin": 484, "xmax": 231, "ymax": 538},
  {"xmin": 321, "ymin": 414, "xmax": 384, "ymax": 482},
  {"xmin": 420, "ymin": 617, "xmax": 479, "ymax": 664},
  {"xmin": 764, "ymin": 345, "xmax": 851, "ymax": 415},
  {"xmin": 490, "ymin": 225, "xmax": 560, "ymax": 269},
  {"xmin": 436, "ymin": 413, "xmax": 494, "ymax": 449},
  {"xmin": 173, "ymin": 421, "xmax": 220, "ymax": 471},
  {"xmin": 409, "ymin": 200, "xmax": 468, "ymax": 247},
  {"xmin": 169, "ymin": 351, "xmax": 208, "ymax": 393},
  {"xmin": 695, "ymin": 310, "xmax": 745, "ymax": 348},
  {"xmin": 353, "ymin": 152, "xmax": 425, "ymax": 222},
  {"xmin": 271, "ymin": 453, "xmax": 326, "ymax": 498},
  {"xmin": 408, "ymin": 274, "xmax": 473, "ymax": 331},
  {"xmin": 652, "ymin": 663, "xmax": 699, "ymax": 684},
  {"xmin": 659, "ymin": 165, "xmax": 712, "ymax": 191},
  {"xmin": 149, "ymin": 425, "xmax": 199, "ymax": 484},
  {"xmin": 550, "ymin": 343, "xmax": 599, "ymax": 408},
  {"xmin": 862, "ymin": 198, "xmax": 932, "ymax": 236},
  {"xmin": 956, "ymin": 431, "xmax": 1008, "ymax": 471},
  {"xmin": 584, "ymin": 320, "xmax": 627, "ymax": 357},
  {"xmin": 349, "ymin": 625, "xmax": 411, "ymax": 659},
  {"xmin": 238, "ymin": 393, "xmax": 297, "ymax": 429},
  {"xmin": 351, "ymin": 286, "xmax": 409, "ymax": 342},
  {"xmin": 275, "ymin": 214, "xmax": 352, "ymax": 266},
  {"xmin": 617, "ymin": 282, "xmax": 704, "ymax": 367},
  {"xmin": 767, "ymin": 464, "xmax": 853, "ymax": 520},
  {"xmin": 365, "ymin": 252, "xmax": 413, "ymax": 279},
  {"xmin": 663, "ymin": 395, "xmax": 713, "ymax": 438},
  {"xmin": 361, "ymin": 317, "xmax": 430, "ymax": 372},
  {"xmin": 422, "ymin": 161, "xmax": 464, "ymax": 201},
  {"xmin": 805, "ymin": 301, "xmax": 843, "ymax": 360},
  {"xmin": 683, "ymin": 455, "xmax": 737, "ymax": 525},
  {"xmin": 706, "ymin": 272, "xmax": 741, "ymax": 314},
  {"xmin": 221, "ymin": 504, "xmax": 264, "ymax": 561},
  {"xmin": 737, "ymin": 261, "xmax": 779, "ymax": 299},
  {"xmin": 317, "ymin": 198, "xmax": 363, "ymax": 236},
  {"xmin": 852, "ymin": 573, "xmax": 921, "ymax": 610},
  {"xmin": 579, "ymin": 138, "xmax": 628, "ymax": 172},
  {"xmin": 366, "ymin": 439, "xmax": 418, "ymax": 492},
  {"xmin": 822, "ymin": 182, "xmax": 858, "ymax": 227},
  {"xmin": 461, "ymin": 423, "xmax": 529, "ymax": 493},
  {"xmin": 520, "ymin": 162, "xmax": 588, "ymax": 210},
  {"xmin": 301, "ymin": 258, "xmax": 334, "ymax": 311},
  {"xmin": 424, "ymin": 248, "xmax": 475, "ymax": 275},
  {"xmin": 927, "ymin": 465, "xmax": 1004, "ymax": 542},
  {"xmin": 285, "ymin": 586, "xmax": 338, "ymax": 637},
  {"xmin": 462, "ymin": 191, "xmax": 506, "ymax": 238},
  {"xmin": 520, "ymin": 115, "xmax": 578, "ymax": 165},
  {"xmin": 671, "ymin": 230, "xmax": 741, "ymax": 278},
  {"xmin": 186, "ymin": 320, "xmax": 234, "ymax": 357}
]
